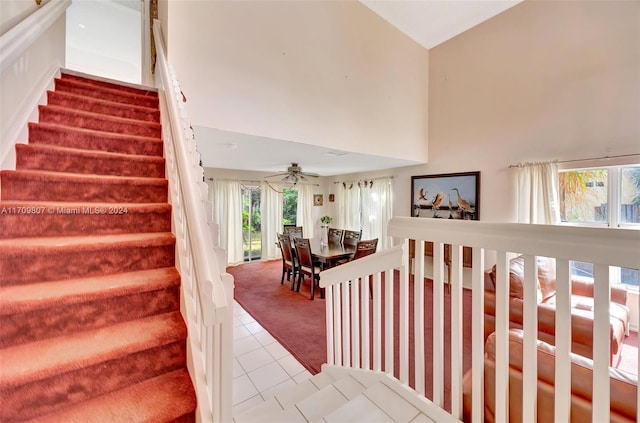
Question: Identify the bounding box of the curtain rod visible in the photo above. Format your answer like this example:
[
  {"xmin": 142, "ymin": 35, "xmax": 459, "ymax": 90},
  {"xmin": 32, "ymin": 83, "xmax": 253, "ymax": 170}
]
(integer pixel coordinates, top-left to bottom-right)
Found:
[
  {"xmin": 508, "ymin": 153, "xmax": 640, "ymax": 168},
  {"xmin": 208, "ymin": 178, "xmax": 261, "ymax": 183},
  {"xmin": 208, "ymin": 177, "xmax": 319, "ymax": 187},
  {"xmin": 332, "ymin": 175, "xmax": 394, "ymax": 184}
]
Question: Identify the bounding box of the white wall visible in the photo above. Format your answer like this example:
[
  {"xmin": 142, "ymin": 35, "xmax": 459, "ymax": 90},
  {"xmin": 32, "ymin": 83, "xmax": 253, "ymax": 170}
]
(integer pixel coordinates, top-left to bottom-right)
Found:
[
  {"xmin": 0, "ymin": 2, "xmax": 67, "ymax": 169},
  {"xmin": 65, "ymin": 0, "xmax": 142, "ymax": 84},
  {"xmin": 327, "ymin": 0, "xmax": 639, "ymax": 225},
  {"xmin": 165, "ymin": 0, "xmax": 429, "ymax": 165},
  {"xmin": 0, "ymin": 0, "xmax": 43, "ymax": 35}
]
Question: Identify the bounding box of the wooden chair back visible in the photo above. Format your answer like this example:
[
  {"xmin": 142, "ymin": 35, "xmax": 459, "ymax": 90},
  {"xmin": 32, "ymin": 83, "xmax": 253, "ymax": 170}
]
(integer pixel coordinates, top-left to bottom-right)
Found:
[
  {"xmin": 284, "ymin": 225, "xmax": 303, "ymax": 238},
  {"xmin": 293, "ymin": 237, "xmax": 323, "ymax": 299},
  {"xmin": 278, "ymin": 233, "xmax": 295, "ymax": 264},
  {"xmin": 343, "ymin": 230, "xmax": 362, "ymax": 247},
  {"xmin": 353, "ymin": 238, "xmax": 378, "ymax": 260},
  {"xmin": 327, "ymin": 228, "xmax": 344, "ymax": 245}
]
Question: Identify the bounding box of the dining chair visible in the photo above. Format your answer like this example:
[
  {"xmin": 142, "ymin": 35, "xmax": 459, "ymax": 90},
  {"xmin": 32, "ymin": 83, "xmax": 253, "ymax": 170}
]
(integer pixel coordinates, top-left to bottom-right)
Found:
[
  {"xmin": 277, "ymin": 233, "xmax": 299, "ymax": 289},
  {"xmin": 352, "ymin": 238, "xmax": 379, "ymax": 298},
  {"xmin": 352, "ymin": 238, "xmax": 378, "ymax": 260},
  {"xmin": 343, "ymin": 229, "xmax": 362, "ymax": 247},
  {"xmin": 284, "ymin": 225, "xmax": 303, "ymax": 239},
  {"xmin": 327, "ymin": 228, "xmax": 344, "ymax": 245},
  {"xmin": 293, "ymin": 238, "xmax": 323, "ymax": 300}
]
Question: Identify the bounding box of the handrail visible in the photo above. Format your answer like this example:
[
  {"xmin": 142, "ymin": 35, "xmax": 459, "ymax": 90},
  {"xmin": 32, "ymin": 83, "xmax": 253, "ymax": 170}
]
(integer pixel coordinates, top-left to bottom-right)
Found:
[
  {"xmin": 152, "ymin": 20, "xmax": 228, "ymax": 326},
  {"xmin": 0, "ymin": 0, "xmax": 71, "ymax": 72},
  {"xmin": 320, "ymin": 216, "xmax": 640, "ymax": 422},
  {"xmin": 152, "ymin": 19, "xmax": 233, "ymax": 423}
]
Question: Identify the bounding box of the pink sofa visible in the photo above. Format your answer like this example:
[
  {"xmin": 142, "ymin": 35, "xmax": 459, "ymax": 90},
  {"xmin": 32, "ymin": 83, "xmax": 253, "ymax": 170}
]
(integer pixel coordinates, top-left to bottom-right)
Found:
[
  {"xmin": 463, "ymin": 329, "xmax": 637, "ymax": 422},
  {"xmin": 483, "ymin": 255, "xmax": 630, "ymax": 365}
]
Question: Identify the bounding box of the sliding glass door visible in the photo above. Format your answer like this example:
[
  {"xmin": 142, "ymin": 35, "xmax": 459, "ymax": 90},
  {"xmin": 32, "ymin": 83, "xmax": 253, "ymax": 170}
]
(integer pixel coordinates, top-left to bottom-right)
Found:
[{"xmin": 242, "ymin": 186, "xmax": 261, "ymax": 261}]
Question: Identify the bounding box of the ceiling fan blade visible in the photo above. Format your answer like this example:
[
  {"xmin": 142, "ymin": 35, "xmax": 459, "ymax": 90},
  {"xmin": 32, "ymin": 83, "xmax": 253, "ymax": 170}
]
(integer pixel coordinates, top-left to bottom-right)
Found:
[
  {"xmin": 265, "ymin": 172, "xmax": 288, "ymax": 178},
  {"xmin": 302, "ymin": 172, "xmax": 319, "ymax": 178}
]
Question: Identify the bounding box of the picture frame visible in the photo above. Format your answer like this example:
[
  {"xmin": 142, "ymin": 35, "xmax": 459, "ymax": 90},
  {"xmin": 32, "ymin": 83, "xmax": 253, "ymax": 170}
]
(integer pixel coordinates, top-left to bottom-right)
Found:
[
  {"xmin": 313, "ymin": 194, "xmax": 323, "ymax": 206},
  {"xmin": 411, "ymin": 171, "xmax": 480, "ymax": 220}
]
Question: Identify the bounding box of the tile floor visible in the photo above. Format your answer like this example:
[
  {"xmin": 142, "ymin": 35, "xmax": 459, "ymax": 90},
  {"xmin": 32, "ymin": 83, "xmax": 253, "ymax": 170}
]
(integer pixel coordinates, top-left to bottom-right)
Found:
[{"xmin": 232, "ymin": 300, "xmax": 313, "ymax": 418}]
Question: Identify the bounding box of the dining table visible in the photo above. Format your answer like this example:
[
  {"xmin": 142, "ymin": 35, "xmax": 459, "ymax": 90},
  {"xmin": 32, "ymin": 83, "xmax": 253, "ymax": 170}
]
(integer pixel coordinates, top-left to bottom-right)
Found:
[{"xmin": 310, "ymin": 238, "xmax": 356, "ymax": 269}]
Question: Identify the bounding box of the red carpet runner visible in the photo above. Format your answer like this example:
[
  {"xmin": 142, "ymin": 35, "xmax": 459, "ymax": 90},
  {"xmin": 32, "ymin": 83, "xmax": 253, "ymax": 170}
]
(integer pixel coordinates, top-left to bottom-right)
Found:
[{"xmin": 0, "ymin": 72, "xmax": 196, "ymax": 422}]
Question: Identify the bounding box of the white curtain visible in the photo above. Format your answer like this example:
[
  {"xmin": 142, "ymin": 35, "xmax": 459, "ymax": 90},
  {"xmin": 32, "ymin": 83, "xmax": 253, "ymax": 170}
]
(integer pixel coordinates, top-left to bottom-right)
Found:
[
  {"xmin": 516, "ymin": 161, "xmax": 560, "ymax": 224},
  {"xmin": 261, "ymin": 181, "xmax": 283, "ymax": 260},
  {"xmin": 212, "ymin": 180, "xmax": 244, "ymax": 265},
  {"xmin": 361, "ymin": 178, "xmax": 393, "ymax": 249},
  {"xmin": 296, "ymin": 184, "xmax": 314, "ymax": 238},
  {"xmin": 337, "ymin": 183, "xmax": 361, "ymax": 231}
]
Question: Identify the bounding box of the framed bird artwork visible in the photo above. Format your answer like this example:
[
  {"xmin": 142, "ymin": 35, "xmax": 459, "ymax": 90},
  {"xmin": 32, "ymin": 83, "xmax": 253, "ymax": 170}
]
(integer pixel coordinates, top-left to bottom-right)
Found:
[{"xmin": 411, "ymin": 171, "xmax": 480, "ymax": 220}]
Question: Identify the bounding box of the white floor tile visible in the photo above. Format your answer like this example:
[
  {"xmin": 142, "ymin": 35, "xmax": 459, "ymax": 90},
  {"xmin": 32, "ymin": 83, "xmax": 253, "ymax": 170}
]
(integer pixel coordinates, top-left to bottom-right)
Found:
[
  {"xmin": 278, "ymin": 354, "xmax": 307, "ymax": 377},
  {"xmin": 234, "ymin": 398, "xmax": 283, "ymax": 423},
  {"xmin": 260, "ymin": 378, "xmax": 297, "ymax": 401},
  {"xmin": 293, "ymin": 370, "xmax": 313, "ymax": 384},
  {"xmin": 239, "ymin": 313, "xmax": 257, "ymax": 324},
  {"xmin": 237, "ymin": 347, "xmax": 277, "ymax": 373},
  {"xmin": 233, "ymin": 301, "xmax": 316, "ymax": 421},
  {"xmin": 245, "ymin": 320, "xmax": 265, "ymax": 334},
  {"xmin": 274, "ymin": 379, "xmax": 319, "ymax": 408},
  {"xmin": 248, "ymin": 361, "xmax": 291, "ymax": 392},
  {"xmin": 233, "ymin": 358, "xmax": 245, "ymax": 379},
  {"xmin": 233, "ymin": 316, "xmax": 245, "ymax": 327},
  {"xmin": 254, "ymin": 330, "xmax": 277, "ymax": 346},
  {"xmin": 266, "ymin": 341, "xmax": 291, "ymax": 360},
  {"xmin": 234, "ymin": 325, "xmax": 252, "ymax": 340},
  {"xmin": 233, "ymin": 394, "xmax": 265, "ymax": 419},
  {"xmin": 234, "ymin": 335, "xmax": 263, "ymax": 356},
  {"xmin": 233, "ymin": 374, "xmax": 259, "ymax": 406}
]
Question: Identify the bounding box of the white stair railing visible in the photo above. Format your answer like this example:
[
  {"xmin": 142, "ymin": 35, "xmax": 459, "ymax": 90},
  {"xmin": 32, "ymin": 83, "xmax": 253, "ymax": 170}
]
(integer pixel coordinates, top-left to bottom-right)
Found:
[
  {"xmin": 319, "ymin": 217, "xmax": 639, "ymax": 422},
  {"xmin": 153, "ymin": 20, "xmax": 234, "ymax": 423}
]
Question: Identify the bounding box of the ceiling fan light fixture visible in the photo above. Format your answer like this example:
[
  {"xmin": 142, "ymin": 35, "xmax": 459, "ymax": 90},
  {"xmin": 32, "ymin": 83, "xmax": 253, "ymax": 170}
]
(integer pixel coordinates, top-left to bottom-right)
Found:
[{"xmin": 283, "ymin": 174, "xmax": 298, "ymax": 184}]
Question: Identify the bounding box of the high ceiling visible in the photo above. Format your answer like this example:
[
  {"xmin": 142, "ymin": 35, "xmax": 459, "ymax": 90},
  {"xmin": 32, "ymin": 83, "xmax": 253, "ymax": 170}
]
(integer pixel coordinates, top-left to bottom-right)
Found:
[{"xmin": 196, "ymin": 1, "xmax": 523, "ymax": 177}]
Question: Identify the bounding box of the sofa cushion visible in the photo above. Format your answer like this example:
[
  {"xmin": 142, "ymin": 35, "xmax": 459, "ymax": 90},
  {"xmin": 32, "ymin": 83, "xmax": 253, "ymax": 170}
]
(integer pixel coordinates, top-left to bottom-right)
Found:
[
  {"xmin": 485, "ymin": 329, "xmax": 637, "ymax": 421},
  {"xmin": 489, "ymin": 255, "xmax": 556, "ymax": 302}
]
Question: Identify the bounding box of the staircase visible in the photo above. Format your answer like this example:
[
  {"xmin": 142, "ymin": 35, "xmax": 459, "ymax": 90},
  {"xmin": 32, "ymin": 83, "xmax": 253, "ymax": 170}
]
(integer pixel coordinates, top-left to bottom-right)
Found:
[
  {"xmin": 0, "ymin": 71, "xmax": 197, "ymax": 422},
  {"xmin": 234, "ymin": 366, "xmax": 455, "ymax": 423}
]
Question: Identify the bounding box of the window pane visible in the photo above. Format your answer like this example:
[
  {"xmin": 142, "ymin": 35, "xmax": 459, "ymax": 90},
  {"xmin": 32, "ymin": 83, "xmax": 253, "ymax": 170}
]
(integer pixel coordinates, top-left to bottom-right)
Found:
[
  {"xmin": 283, "ymin": 189, "xmax": 298, "ymax": 226},
  {"xmin": 571, "ymin": 261, "xmax": 593, "ymax": 278},
  {"xmin": 571, "ymin": 261, "xmax": 639, "ymax": 287},
  {"xmin": 622, "ymin": 267, "xmax": 639, "ymax": 287},
  {"xmin": 620, "ymin": 166, "xmax": 640, "ymax": 224},
  {"xmin": 559, "ymin": 169, "xmax": 608, "ymax": 223},
  {"xmin": 242, "ymin": 187, "xmax": 261, "ymax": 261}
]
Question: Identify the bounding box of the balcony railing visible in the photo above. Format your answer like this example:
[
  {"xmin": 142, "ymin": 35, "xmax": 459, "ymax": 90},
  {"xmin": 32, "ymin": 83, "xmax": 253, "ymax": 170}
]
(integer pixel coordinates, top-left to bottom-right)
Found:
[{"xmin": 319, "ymin": 217, "xmax": 639, "ymax": 422}]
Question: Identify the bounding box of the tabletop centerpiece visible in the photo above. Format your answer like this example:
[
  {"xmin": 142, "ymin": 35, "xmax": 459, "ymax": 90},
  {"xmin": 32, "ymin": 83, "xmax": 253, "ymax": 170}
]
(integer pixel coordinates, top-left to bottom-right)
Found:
[{"xmin": 320, "ymin": 216, "xmax": 332, "ymax": 246}]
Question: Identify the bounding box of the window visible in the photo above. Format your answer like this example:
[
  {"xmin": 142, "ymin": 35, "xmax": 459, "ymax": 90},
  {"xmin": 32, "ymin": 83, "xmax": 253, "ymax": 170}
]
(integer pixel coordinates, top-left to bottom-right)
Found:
[
  {"xmin": 242, "ymin": 186, "xmax": 261, "ymax": 262},
  {"xmin": 283, "ymin": 188, "xmax": 298, "ymax": 226},
  {"xmin": 559, "ymin": 164, "xmax": 640, "ymax": 287}
]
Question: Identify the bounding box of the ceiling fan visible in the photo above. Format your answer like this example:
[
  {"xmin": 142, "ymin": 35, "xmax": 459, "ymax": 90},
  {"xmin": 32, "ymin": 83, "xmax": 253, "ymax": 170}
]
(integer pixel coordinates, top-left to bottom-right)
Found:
[{"xmin": 265, "ymin": 163, "xmax": 319, "ymax": 185}]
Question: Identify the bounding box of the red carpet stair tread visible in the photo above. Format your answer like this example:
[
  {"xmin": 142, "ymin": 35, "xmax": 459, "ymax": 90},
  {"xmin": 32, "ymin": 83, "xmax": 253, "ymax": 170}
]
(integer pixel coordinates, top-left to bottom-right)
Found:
[
  {"xmin": 28, "ymin": 122, "xmax": 164, "ymax": 156},
  {"xmin": 16, "ymin": 143, "xmax": 166, "ymax": 177},
  {"xmin": 0, "ymin": 71, "xmax": 196, "ymax": 421}
]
